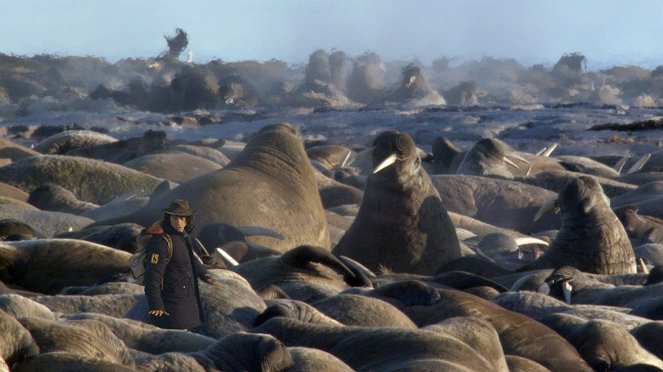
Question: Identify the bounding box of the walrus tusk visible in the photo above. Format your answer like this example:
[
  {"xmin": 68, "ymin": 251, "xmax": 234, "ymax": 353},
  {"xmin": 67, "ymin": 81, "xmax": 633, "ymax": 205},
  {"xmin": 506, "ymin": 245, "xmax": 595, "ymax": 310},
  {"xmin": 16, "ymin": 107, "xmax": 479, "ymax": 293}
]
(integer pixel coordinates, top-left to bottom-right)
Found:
[
  {"xmin": 626, "ymin": 153, "xmax": 650, "ymax": 175},
  {"xmin": 503, "ymin": 156, "xmax": 519, "ymax": 169},
  {"xmin": 639, "ymin": 257, "xmax": 650, "ymax": 274},
  {"xmin": 339, "ymin": 255, "xmax": 377, "ymax": 278},
  {"xmin": 513, "ymin": 155, "xmax": 533, "ymax": 176},
  {"xmin": 193, "ymin": 252, "xmax": 205, "ymax": 265},
  {"xmin": 111, "ymin": 188, "xmax": 145, "ymax": 203},
  {"xmin": 511, "ymin": 153, "xmax": 529, "ymax": 163},
  {"xmin": 504, "ymin": 153, "xmax": 532, "ymax": 175},
  {"xmin": 543, "ymin": 143, "xmax": 558, "ymax": 157},
  {"xmin": 514, "ymin": 237, "xmax": 550, "ymax": 247},
  {"xmin": 373, "ymin": 153, "xmax": 399, "ymax": 174},
  {"xmin": 236, "ymin": 226, "xmax": 285, "ymax": 240},
  {"xmin": 194, "ymin": 237, "xmax": 210, "ymax": 256},
  {"xmin": 534, "ymin": 198, "xmax": 557, "ymax": 221},
  {"xmin": 535, "ymin": 142, "xmax": 558, "ymax": 157},
  {"xmin": 613, "ymin": 156, "xmax": 628, "ymax": 174},
  {"xmin": 562, "ymin": 281, "xmax": 573, "ymax": 304},
  {"xmin": 515, "ymin": 237, "xmax": 549, "ymax": 258},
  {"xmin": 339, "ymin": 150, "xmax": 353, "ymax": 168},
  {"xmin": 216, "ymin": 247, "xmax": 239, "ymax": 267}
]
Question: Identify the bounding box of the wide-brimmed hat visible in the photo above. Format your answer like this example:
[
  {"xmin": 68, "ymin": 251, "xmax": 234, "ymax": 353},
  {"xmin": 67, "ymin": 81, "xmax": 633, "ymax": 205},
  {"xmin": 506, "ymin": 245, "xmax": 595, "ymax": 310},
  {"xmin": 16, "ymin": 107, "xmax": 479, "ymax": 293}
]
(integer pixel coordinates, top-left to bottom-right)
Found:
[{"xmin": 162, "ymin": 199, "xmax": 194, "ymax": 217}]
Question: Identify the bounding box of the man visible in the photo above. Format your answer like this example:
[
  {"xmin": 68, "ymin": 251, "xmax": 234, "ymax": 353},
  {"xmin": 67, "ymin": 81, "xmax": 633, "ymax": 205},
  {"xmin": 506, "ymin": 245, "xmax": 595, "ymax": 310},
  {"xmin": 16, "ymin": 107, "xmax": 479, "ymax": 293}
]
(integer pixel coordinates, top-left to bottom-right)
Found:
[{"xmin": 144, "ymin": 199, "xmax": 209, "ymax": 330}]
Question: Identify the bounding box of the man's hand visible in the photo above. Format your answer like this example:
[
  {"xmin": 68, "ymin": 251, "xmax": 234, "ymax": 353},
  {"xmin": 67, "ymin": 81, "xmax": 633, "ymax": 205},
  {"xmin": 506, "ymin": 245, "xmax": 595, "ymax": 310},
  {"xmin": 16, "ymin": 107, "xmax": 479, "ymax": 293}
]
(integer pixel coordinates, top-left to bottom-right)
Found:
[{"xmin": 148, "ymin": 309, "xmax": 170, "ymax": 317}]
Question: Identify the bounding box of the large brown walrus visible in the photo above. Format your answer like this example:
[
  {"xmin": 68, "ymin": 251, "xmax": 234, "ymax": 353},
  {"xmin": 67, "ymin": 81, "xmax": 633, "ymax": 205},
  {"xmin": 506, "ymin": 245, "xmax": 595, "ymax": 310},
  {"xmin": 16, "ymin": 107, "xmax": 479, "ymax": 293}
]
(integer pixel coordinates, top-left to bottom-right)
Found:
[
  {"xmin": 520, "ymin": 175, "xmax": 636, "ymax": 274},
  {"xmin": 333, "ymin": 131, "xmax": 461, "ymax": 275},
  {"xmin": 93, "ymin": 123, "xmax": 330, "ymax": 253}
]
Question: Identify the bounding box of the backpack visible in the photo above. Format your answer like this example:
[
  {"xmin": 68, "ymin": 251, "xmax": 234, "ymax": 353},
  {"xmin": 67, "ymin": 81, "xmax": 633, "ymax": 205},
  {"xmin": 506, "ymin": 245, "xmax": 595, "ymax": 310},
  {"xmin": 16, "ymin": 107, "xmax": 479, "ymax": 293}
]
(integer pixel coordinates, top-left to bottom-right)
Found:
[{"xmin": 129, "ymin": 221, "xmax": 173, "ymax": 285}]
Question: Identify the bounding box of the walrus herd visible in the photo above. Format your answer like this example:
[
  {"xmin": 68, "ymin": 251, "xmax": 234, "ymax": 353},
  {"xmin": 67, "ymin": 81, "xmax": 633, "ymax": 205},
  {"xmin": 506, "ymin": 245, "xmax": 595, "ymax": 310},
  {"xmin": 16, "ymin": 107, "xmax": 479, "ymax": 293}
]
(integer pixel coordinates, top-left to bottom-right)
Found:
[{"xmin": 3, "ymin": 121, "xmax": 663, "ymax": 371}]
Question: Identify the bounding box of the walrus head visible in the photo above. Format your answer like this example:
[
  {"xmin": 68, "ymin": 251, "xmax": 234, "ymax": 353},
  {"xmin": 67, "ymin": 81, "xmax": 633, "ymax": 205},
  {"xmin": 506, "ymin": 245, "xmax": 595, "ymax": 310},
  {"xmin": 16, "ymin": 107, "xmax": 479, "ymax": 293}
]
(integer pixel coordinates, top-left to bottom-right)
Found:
[
  {"xmin": 457, "ymin": 138, "xmax": 526, "ymax": 178},
  {"xmin": 369, "ymin": 131, "xmax": 424, "ymax": 187},
  {"xmin": 557, "ymin": 175, "xmax": 611, "ymax": 216},
  {"xmin": 544, "ymin": 266, "xmax": 585, "ymax": 304}
]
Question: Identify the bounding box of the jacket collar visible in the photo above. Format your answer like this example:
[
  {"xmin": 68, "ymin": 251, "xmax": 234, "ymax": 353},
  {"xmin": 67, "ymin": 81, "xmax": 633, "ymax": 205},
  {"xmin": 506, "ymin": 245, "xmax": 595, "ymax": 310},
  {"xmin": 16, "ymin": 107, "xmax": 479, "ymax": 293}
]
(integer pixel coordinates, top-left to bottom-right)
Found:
[
  {"xmin": 145, "ymin": 220, "xmax": 164, "ymax": 234},
  {"xmin": 145, "ymin": 220, "xmax": 184, "ymax": 236}
]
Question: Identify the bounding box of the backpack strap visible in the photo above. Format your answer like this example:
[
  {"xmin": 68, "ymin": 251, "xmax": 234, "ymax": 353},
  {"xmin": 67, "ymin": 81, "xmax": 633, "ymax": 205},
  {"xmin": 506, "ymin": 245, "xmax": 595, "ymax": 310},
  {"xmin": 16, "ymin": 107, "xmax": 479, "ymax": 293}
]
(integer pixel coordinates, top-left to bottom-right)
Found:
[
  {"xmin": 160, "ymin": 233, "xmax": 173, "ymax": 262},
  {"xmin": 145, "ymin": 220, "xmax": 173, "ymax": 262}
]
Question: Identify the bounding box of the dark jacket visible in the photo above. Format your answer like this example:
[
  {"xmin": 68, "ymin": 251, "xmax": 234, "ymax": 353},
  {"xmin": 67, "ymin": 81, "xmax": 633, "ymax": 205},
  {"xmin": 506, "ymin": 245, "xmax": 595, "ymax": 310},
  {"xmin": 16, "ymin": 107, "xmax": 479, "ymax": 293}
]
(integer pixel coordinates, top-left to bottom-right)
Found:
[{"xmin": 143, "ymin": 221, "xmax": 207, "ymax": 330}]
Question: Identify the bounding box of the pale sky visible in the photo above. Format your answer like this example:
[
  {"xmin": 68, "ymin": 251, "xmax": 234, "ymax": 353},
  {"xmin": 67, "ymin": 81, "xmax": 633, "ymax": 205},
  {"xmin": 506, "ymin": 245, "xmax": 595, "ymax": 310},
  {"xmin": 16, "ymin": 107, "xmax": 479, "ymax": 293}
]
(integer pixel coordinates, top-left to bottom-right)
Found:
[{"xmin": 2, "ymin": 0, "xmax": 663, "ymax": 69}]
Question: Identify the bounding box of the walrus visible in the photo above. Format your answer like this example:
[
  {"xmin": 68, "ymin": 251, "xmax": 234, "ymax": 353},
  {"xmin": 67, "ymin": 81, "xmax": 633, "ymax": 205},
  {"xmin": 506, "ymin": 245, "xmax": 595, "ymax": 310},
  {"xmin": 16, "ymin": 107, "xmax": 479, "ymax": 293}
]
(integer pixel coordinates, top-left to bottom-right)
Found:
[
  {"xmin": 253, "ymin": 317, "xmax": 500, "ymax": 371},
  {"xmin": 492, "ymin": 290, "xmax": 650, "ymax": 331},
  {"xmin": 65, "ymin": 312, "xmax": 216, "ymax": 354},
  {"xmin": 388, "ymin": 285, "xmax": 592, "ymax": 371},
  {"xmin": 306, "ymin": 145, "xmax": 356, "ymax": 171},
  {"xmin": 217, "ymin": 73, "xmax": 262, "ymax": 108},
  {"xmin": 0, "ymin": 218, "xmax": 44, "ymax": 241},
  {"xmin": 519, "ymin": 175, "xmax": 637, "ymax": 274},
  {"xmin": 504, "ymin": 355, "xmax": 550, "ymax": 372},
  {"xmin": 631, "ymin": 321, "xmax": 663, "ymax": 361},
  {"xmin": 287, "ymin": 346, "xmax": 354, "ymax": 372},
  {"xmin": 92, "ymin": 123, "xmax": 330, "ymax": 252},
  {"xmin": 0, "ymin": 294, "xmax": 56, "ymax": 321},
  {"xmin": 455, "ymin": 137, "xmax": 523, "ymax": 179},
  {"xmin": 254, "ymin": 299, "xmax": 344, "ymax": 327},
  {"xmin": 615, "ymin": 205, "xmax": 663, "ymax": 245},
  {"xmin": 543, "ymin": 265, "xmax": 663, "ymax": 309},
  {"xmin": 64, "ymin": 129, "xmax": 168, "ymax": 164},
  {"xmin": 13, "ymin": 352, "xmax": 135, "ymax": 372},
  {"xmin": 333, "ymin": 130, "xmax": 461, "ymax": 275},
  {"xmin": 422, "ymin": 316, "xmax": 509, "ymax": 372},
  {"xmin": 0, "ymin": 154, "xmax": 164, "ymax": 204},
  {"xmin": 191, "ymin": 332, "xmax": 293, "ymax": 371},
  {"xmin": 54, "ymin": 223, "xmax": 144, "ymax": 253},
  {"xmin": 342, "ymin": 279, "xmax": 441, "ymax": 308},
  {"xmin": 27, "ymin": 183, "xmax": 98, "ymax": 215},
  {"xmin": 122, "ymin": 151, "xmax": 222, "ymax": 183},
  {"xmin": 0, "ymin": 239, "xmax": 130, "ymax": 294},
  {"xmin": 0, "ymin": 308, "xmax": 39, "ymax": 367},
  {"xmin": 429, "ymin": 136, "xmax": 463, "ymax": 174},
  {"xmin": 34, "ymin": 293, "xmax": 143, "ymax": 318},
  {"xmin": 166, "ymin": 143, "xmax": 231, "ymax": 166},
  {"xmin": 0, "ymin": 198, "xmax": 93, "ymax": 237},
  {"xmin": 517, "ymin": 169, "xmax": 637, "ymax": 198},
  {"xmin": 0, "ymin": 181, "xmax": 29, "ymax": 202},
  {"xmin": 384, "ymin": 64, "xmax": 445, "ymax": 107},
  {"xmin": 0, "ymin": 137, "xmax": 41, "ymax": 162},
  {"xmin": 198, "ymin": 223, "xmax": 283, "ymax": 265},
  {"xmin": 312, "ymin": 294, "xmax": 418, "ymax": 328},
  {"xmin": 431, "ymin": 175, "xmax": 561, "ymax": 234},
  {"xmin": 557, "ymin": 154, "xmax": 622, "ymax": 178},
  {"xmin": 540, "ymin": 315, "xmax": 663, "ymax": 370},
  {"xmin": 313, "ymin": 168, "xmax": 364, "ymax": 209},
  {"xmin": 17, "ymin": 317, "xmax": 134, "ymax": 367},
  {"xmin": 82, "ymin": 194, "xmax": 150, "ymax": 222},
  {"xmin": 33, "ymin": 129, "xmax": 118, "ymax": 155},
  {"xmin": 231, "ymin": 245, "xmax": 363, "ymax": 303}
]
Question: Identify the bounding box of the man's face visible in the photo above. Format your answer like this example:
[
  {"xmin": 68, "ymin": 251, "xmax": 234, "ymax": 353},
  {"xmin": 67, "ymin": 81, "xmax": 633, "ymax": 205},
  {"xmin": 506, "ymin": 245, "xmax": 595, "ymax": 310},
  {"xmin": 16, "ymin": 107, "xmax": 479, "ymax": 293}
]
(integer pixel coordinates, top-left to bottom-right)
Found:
[{"xmin": 169, "ymin": 215, "xmax": 187, "ymax": 232}]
